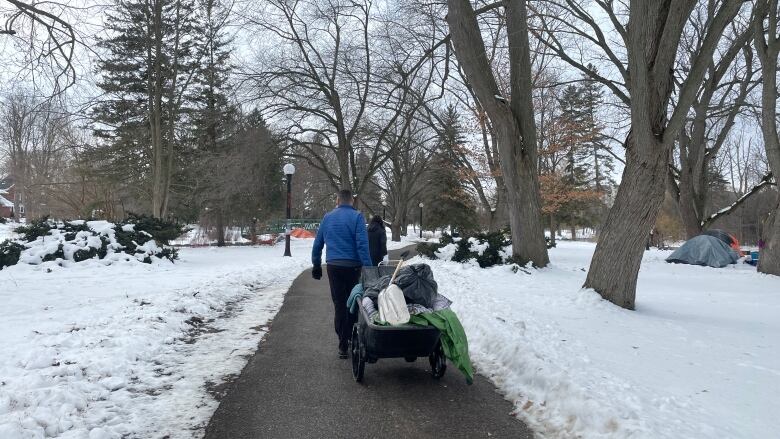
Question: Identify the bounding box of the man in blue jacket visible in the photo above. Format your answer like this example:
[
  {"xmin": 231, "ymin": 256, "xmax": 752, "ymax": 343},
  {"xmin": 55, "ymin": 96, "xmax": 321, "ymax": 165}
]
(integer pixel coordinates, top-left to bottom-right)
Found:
[{"xmin": 312, "ymin": 189, "xmax": 373, "ymax": 358}]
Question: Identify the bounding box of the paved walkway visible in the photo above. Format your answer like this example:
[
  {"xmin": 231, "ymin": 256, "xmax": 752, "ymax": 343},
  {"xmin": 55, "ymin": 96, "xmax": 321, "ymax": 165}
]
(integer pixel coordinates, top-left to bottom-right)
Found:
[{"xmin": 204, "ymin": 247, "xmax": 534, "ymax": 439}]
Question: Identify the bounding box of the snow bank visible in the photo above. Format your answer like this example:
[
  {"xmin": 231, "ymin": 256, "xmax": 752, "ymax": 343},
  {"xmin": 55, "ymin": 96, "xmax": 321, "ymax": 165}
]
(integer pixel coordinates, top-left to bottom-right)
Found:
[
  {"xmin": 2, "ymin": 219, "xmax": 178, "ymax": 271},
  {"xmin": 417, "ymin": 241, "xmax": 779, "ymax": 439},
  {"xmin": 0, "ymin": 221, "xmax": 18, "ymax": 242},
  {"xmin": 0, "ymin": 241, "xmax": 312, "ymax": 438}
]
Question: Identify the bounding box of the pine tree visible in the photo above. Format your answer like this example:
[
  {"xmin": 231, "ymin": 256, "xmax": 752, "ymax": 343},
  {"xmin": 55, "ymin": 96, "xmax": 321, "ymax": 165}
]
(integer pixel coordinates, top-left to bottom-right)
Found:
[
  {"xmin": 182, "ymin": 0, "xmax": 239, "ymax": 234},
  {"xmin": 557, "ymin": 85, "xmax": 591, "ymax": 188},
  {"xmin": 576, "ymin": 68, "xmax": 615, "ymax": 195},
  {"xmin": 189, "ymin": 0, "xmax": 234, "ymax": 155},
  {"xmin": 92, "ymin": 0, "xmax": 199, "ymax": 217},
  {"xmin": 426, "ymin": 106, "xmax": 478, "ymax": 233}
]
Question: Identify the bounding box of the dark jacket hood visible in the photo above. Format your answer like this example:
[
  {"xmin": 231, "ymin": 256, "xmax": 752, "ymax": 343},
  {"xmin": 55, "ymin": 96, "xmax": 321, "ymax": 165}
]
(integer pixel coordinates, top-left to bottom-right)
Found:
[{"xmin": 368, "ymin": 221, "xmax": 384, "ymax": 232}]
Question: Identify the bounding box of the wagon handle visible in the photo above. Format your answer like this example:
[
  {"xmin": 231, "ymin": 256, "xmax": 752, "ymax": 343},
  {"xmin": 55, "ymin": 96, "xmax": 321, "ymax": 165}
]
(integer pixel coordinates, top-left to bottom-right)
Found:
[{"xmin": 389, "ymin": 258, "xmax": 405, "ymax": 284}]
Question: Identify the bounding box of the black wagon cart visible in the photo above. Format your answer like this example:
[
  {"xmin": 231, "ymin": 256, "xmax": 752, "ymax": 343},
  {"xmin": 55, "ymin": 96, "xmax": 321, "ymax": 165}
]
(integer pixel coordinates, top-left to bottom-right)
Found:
[{"xmin": 350, "ymin": 263, "xmax": 446, "ymax": 383}]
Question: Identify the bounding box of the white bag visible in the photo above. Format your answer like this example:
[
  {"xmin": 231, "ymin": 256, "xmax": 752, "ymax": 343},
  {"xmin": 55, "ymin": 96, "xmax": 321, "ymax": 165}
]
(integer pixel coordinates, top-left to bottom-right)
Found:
[{"xmin": 377, "ymin": 260, "xmax": 410, "ymax": 325}]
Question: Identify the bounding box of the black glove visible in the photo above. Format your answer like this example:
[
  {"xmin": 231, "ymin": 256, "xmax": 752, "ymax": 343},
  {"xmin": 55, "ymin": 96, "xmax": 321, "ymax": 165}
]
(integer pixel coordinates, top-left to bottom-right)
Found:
[{"xmin": 312, "ymin": 265, "xmax": 322, "ymax": 280}]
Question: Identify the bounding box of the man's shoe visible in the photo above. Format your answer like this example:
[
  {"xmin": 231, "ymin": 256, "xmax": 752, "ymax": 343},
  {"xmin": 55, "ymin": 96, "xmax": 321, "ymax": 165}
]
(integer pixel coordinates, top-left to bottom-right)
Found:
[{"xmin": 338, "ymin": 348, "xmax": 348, "ymax": 359}]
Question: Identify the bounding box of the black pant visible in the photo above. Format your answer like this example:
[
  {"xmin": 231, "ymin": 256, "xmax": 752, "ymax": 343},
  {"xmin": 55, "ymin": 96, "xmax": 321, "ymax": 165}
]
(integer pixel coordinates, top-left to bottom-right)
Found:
[{"xmin": 326, "ymin": 265, "xmax": 362, "ymax": 351}]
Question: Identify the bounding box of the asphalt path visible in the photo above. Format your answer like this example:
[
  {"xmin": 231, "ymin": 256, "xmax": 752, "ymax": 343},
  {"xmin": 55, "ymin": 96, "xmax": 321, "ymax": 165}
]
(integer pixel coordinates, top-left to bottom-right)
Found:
[{"xmin": 204, "ymin": 246, "xmax": 534, "ymax": 439}]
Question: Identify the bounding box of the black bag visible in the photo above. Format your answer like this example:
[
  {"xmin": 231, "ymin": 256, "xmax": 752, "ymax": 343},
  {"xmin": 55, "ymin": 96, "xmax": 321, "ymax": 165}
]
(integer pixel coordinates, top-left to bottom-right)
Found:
[{"xmin": 394, "ymin": 263, "xmax": 438, "ymax": 308}]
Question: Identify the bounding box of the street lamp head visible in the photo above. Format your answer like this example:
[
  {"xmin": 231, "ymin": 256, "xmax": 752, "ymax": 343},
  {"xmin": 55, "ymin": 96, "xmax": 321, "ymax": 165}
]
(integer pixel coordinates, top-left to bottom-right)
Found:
[
  {"xmin": 382, "ymin": 201, "xmax": 388, "ymax": 206},
  {"xmin": 419, "ymin": 202, "xmax": 424, "ymax": 208},
  {"xmin": 491, "ymin": 207, "xmax": 496, "ymax": 213},
  {"xmin": 283, "ymin": 163, "xmax": 296, "ymax": 175}
]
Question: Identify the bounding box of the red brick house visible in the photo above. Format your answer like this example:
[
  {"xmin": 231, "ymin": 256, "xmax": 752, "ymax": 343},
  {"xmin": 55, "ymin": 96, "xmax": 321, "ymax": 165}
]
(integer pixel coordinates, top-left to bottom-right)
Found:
[{"xmin": 0, "ymin": 176, "xmax": 20, "ymax": 219}]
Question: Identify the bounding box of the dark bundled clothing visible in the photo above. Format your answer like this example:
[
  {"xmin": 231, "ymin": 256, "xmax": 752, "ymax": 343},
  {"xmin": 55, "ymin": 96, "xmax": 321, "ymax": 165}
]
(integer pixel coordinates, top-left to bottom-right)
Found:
[
  {"xmin": 363, "ymin": 263, "xmax": 438, "ymax": 308},
  {"xmin": 367, "ymin": 219, "xmax": 387, "ymax": 266},
  {"xmin": 327, "ymin": 265, "xmax": 362, "ymax": 352}
]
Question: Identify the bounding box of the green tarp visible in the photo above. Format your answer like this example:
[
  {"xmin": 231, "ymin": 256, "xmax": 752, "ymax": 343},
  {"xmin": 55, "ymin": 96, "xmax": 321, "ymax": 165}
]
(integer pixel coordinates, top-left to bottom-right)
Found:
[{"xmin": 409, "ymin": 309, "xmax": 474, "ymax": 385}]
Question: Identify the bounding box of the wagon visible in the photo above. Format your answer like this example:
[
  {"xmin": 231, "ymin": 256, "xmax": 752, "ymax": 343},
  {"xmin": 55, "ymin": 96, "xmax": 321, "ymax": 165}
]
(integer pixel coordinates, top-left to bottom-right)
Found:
[{"xmin": 350, "ymin": 264, "xmax": 446, "ymax": 383}]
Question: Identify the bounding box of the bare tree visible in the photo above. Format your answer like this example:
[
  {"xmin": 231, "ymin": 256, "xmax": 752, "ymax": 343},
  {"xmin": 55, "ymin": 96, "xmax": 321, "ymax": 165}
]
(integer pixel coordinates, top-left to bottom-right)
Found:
[
  {"xmin": 668, "ymin": 10, "xmax": 759, "ymax": 238},
  {"xmin": 1, "ymin": 0, "xmax": 77, "ymax": 95},
  {"xmin": 446, "ymin": 0, "xmax": 549, "ymax": 267},
  {"xmin": 753, "ymin": 0, "xmax": 780, "ymax": 275},
  {"xmin": 243, "ymin": 0, "xmax": 444, "ymax": 203},
  {"xmin": 537, "ymin": 0, "xmax": 744, "ymax": 308},
  {"xmin": 378, "ymin": 120, "xmax": 438, "ymax": 241},
  {"xmin": 0, "ymin": 93, "xmax": 73, "ymax": 218}
]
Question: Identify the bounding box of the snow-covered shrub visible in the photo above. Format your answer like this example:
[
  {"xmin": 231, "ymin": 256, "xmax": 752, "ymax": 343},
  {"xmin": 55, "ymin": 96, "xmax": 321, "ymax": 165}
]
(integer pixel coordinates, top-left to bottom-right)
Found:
[
  {"xmin": 417, "ymin": 231, "xmax": 511, "ymax": 268},
  {"xmin": 0, "ymin": 216, "xmax": 183, "ymax": 270},
  {"xmin": 416, "ymin": 242, "xmax": 444, "ymax": 259},
  {"xmin": 0, "ymin": 239, "xmax": 25, "ymax": 269},
  {"xmin": 121, "ymin": 212, "xmax": 187, "ymax": 244}
]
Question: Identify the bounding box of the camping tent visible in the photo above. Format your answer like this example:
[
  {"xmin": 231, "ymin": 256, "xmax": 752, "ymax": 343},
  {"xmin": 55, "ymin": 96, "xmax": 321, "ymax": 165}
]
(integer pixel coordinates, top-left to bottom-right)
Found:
[
  {"xmin": 666, "ymin": 235, "xmax": 739, "ymax": 268},
  {"xmin": 702, "ymin": 229, "xmax": 743, "ymax": 255}
]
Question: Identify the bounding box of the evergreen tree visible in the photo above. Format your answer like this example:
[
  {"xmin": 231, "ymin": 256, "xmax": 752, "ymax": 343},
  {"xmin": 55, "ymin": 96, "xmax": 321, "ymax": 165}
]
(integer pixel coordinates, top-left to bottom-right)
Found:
[
  {"xmin": 197, "ymin": 110, "xmax": 284, "ymax": 245},
  {"xmin": 189, "ymin": 0, "xmax": 235, "ymax": 154},
  {"xmin": 426, "ymin": 106, "xmax": 478, "ymax": 233},
  {"xmin": 181, "ymin": 0, "xmax": 238, "ymax": 226},
  {"xmin": 576, "ymin": 68, "xmax": 616, "ymax": 195},
  {"xmin": 557, "ymin": 84, "xmax": 591, "ymax": 189},
  {"xmin": 92, "ymin": 0, "xmax": 199, "ymax": 217}
]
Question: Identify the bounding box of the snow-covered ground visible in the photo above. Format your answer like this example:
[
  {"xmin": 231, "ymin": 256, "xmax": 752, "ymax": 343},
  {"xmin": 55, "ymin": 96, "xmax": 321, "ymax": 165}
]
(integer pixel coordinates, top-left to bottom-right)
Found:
[
  {"xmin": 4, "ymin": 225, "xmax": 777, "ymax": 439},
  {"xmin": 385, "ymin": 226, "xmax": 440, "ymax": 251},
  {"xmin": 415, "ymin": 241, "xmax": 779, "ymax": 439},
  {"xmin": 0, "ymin": 241, "xmax": 310, "ymax": 438},
  {"xmin": 0, "ymin": 221, "xmax": 19, "ymax": 241},
  {"xmin": 171, "ymin": 225, "xmax": 251, "ymax": 246}
]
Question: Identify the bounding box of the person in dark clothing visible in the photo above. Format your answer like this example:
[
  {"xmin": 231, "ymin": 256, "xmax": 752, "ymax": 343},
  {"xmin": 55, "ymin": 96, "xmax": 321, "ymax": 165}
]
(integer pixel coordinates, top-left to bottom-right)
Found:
[
  {"xmin": 312, "ymin": 189, "xmax": 372, "ymax": 359},
  {"xmin": 367, "ymin": 215, "xmax": 388, "ymax": 266}
]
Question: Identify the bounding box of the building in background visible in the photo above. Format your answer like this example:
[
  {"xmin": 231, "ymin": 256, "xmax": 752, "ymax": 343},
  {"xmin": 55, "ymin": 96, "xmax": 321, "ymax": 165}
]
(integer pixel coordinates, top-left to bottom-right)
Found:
[{"xmin": 0, "ymin": 176, "xmax": 23, "ymax": 219}]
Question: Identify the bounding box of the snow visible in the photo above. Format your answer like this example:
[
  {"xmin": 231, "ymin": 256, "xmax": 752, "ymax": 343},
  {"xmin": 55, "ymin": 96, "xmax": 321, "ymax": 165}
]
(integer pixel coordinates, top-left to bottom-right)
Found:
[
  {"xmin": 468, "ymin": 237, "xmax": 489, "ymax": 256},
  {"xmin": 0, "ymin": 195, "xmax": 13, "ymax": 208},
  {"xmin": 415, "ymin": 241, "xmax": 779, "ymax": 439},
  {"xmin": 0, "ymin": 221, "xmax": 18, "ymax": 241},
  {"xmin": 172, "ymin": 225, "xmax": 251, "ymax": 246},
  {"xmin": 4, "ymin": 221, "xmax": 776, "ymax": 439},
  {"xmin": 386, "ymin": 225, "xmax": 441, "ymax": 251},
  {"xmin": 0, "ymin": 241, "xmax": 311, "ymax": 438}
]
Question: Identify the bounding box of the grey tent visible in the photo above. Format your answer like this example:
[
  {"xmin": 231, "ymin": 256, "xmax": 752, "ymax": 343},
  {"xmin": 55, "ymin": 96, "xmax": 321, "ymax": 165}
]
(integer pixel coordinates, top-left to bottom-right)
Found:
[
  {"xmin": 702, "ymin": 229, "xmax": 736, "ymax": 247},
  {"xmin": 666, "ymin": 235, "xmax": 739, "ymax": 268}
]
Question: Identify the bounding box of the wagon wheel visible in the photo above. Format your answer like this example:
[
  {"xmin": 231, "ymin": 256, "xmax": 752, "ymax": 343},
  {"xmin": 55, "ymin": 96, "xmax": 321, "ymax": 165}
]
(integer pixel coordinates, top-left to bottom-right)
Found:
[
  {"xmin": 429, "ymin": 342, "xmax": 446, "ymax": 379},
  {"xmin": 351, "ymin": 325, "xmax": 365, "ymax": 382}
]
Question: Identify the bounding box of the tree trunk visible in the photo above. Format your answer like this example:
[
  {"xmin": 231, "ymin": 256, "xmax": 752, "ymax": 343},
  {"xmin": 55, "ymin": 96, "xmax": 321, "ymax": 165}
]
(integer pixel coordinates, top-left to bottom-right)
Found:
[
  {"xmin": 581, "ymin": 0, "xmax": 741, "ymax": 308},
  {"xmin": 570, "ymin": 225, "xmax": 576, "ymax": 241},
  {"xmin": 216, "ymin": 212, "xmax": 226, "ymax": 247},
  {"xmin": 549, "ymin": 214, "xmax": 556, "ymax": 247},
  {"xmin": 150, "ymin": 0, "xmax": 165, "ymax": 218},
  {"xmin": 678, "ymin": 189, "xmax": 703, "ymax": 238},
  {"xmin": 446, "ymin": 0, "xmax": 548, "ymax": 267},
  {"xmin": 491, "ymin": 123, "xmax": 549, "ymax": 266},
  {"xmin": 391, "ymin": 223, "xmax": 401, "ymax": 242},
  {"xmin": 677, "ymin": 109, "xmax": 709, "ymax": 238},
  {"xmin": 754, "ymin": 0, "xmax": 780, "ymax": 276},
  {"xmin": 758, "ymin": 202, "xmax": 780, "ymax": 275},
  {"xmin": 584, "ymin": 136, "xmax": 669, "ymax": 309}
]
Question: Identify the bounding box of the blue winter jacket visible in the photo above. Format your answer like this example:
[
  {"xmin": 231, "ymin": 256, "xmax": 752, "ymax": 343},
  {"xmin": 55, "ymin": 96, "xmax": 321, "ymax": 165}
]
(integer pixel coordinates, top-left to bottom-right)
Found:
[{"xmin": 312, "ymin": 205, "xmax": 373, "ymax": 267}]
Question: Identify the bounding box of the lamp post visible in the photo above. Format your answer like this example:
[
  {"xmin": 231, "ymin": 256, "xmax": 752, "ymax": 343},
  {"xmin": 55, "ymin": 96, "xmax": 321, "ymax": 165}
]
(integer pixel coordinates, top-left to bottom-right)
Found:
[
  {"xmin": 382, "ymin": 200, "xmax": 387, "ymax": 219},
  {"xmin": 283, "ymin": 163, "xmax": 296, "ymax": 257},
  {"xmin": 418, "ymin": 202, "xmax": 424, "ymax": 239}
]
